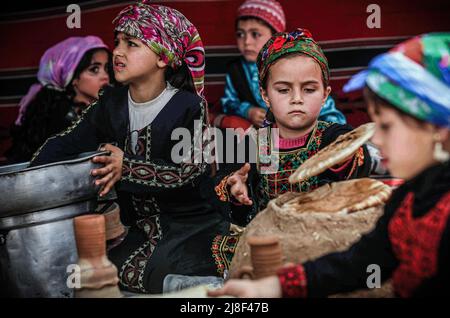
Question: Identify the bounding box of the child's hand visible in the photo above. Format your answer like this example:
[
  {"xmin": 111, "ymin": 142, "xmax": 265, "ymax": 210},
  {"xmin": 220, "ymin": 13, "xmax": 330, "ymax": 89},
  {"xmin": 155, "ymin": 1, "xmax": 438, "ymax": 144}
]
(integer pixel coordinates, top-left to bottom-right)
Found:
[
  {"xmin": 207, "ymin": 276, "xmax": 282, "ymax": 298},
  {"xmin": 91, "ymin": 144, "xmax": 124, "ymax": 197},
  {"xmin": 248, "ymin": 107, "xmax": 266, "ymax": 128},
  {"xmin": 227, "ymin": 163, "xmax": 253, "ymax": 205}
]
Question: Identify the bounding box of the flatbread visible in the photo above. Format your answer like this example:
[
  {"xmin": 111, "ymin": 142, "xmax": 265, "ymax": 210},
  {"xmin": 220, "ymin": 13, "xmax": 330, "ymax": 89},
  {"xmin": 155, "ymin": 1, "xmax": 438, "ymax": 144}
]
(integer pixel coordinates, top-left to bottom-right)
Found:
[
  {"xmin": 289, "ymin": 122, "xmax": 375, "ymax": 183},
  {"xmin": 229, "ymin": 177, "xmax": 393, "ymax": 297},
  {"xmin": 284, "ymin": 178, "xmax": 391, "ymax": 214}
]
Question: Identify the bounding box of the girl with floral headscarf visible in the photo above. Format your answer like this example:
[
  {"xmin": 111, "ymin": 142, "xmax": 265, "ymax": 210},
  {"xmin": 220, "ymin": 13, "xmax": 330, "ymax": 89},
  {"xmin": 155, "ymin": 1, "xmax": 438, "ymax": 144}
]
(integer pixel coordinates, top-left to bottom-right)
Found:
[
  {"xmin": 30, "ymin": 1, "xmax": 231, "ymax": 293},
  {"xmin": 210, "ymin": 33, "xmax": 450, "ymax": 298},
  {"xmin": 5, "ymin": 36, "xmax": 112, "ymax": 164},
  {"xmin": 214, "ymin": 28, "xmax": 371, "ymax": 226}
]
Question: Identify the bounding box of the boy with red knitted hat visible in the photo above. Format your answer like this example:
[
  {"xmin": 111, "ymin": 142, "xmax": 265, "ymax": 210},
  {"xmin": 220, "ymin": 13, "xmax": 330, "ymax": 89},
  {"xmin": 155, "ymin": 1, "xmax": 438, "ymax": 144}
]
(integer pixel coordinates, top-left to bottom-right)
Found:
[{"xmin": 216, "ymin": 0, "xmax": 346, "ymax": 129}]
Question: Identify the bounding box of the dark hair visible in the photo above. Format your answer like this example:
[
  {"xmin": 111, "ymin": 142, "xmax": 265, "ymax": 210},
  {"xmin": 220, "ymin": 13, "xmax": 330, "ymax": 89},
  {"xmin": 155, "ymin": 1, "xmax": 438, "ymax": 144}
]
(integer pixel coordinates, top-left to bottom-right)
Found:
[
  {"xmin": 235, "ymin": 16, "xmax": 277, "ymax": 35},
  {"xmin": 363, "ymin": 85, "xmax": 426, "ymax": 128},
  {"xmin": 6, "ymin": 88, "xmax": 74, "ymax": 162},
  {"xmin": 261, "ymin": 52, "xmax": 328, "ymax": 89},
  {"xmin": 165, "ymin": 62, "xmax": 196, "ymax": 94}
]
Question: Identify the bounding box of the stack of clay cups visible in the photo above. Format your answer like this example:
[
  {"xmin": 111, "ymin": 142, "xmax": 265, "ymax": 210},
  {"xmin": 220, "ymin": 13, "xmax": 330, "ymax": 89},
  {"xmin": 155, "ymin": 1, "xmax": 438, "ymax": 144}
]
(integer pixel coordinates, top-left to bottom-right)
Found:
[
  {"xmin": 73, "ymin": 214, "xmax": 122, "ymax": 298},
  {"xmin": 236, "ymin": 235, "xmax": 283, "ymax": 279},
  {"xmin": 102, "ymin": 202, "xmax": 125, "ymax": 241}
]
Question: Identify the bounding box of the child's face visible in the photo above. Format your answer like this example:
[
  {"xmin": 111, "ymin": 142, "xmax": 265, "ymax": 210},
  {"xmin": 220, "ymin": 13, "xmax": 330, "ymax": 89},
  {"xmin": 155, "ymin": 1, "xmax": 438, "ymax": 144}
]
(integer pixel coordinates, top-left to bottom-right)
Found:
[
  {"xmin": 261, "ymin": 54, "xmax": 330, "ymax": 134},
  {"xmin": 236, "ymin": 19, "xmax": 273, "ymax": 63},
  {"xmin": 113, "ymin": 32, "xmax": 166, "ymax": 84},
  {"xmin": 368, "ymin": 103, "xmax": 437, "ymax": 180},
  {"xmin": 72, "ymin": 50, "xmax": 110, "ymax": 104}
]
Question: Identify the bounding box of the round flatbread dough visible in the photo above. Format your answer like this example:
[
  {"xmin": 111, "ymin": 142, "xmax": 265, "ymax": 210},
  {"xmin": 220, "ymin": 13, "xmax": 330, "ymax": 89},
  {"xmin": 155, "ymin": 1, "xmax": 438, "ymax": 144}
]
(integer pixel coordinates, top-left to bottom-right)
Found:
[
  {"xmin": 284, "ymin": 178, "xmax": 391, "ymax": 214},
  {"xmin": 289, "ymin": 122, "xmax": 375, "ymax": 183},
  {"xmin": 229, "ymin": 178, "xmax": 393, "ymax": 297}
]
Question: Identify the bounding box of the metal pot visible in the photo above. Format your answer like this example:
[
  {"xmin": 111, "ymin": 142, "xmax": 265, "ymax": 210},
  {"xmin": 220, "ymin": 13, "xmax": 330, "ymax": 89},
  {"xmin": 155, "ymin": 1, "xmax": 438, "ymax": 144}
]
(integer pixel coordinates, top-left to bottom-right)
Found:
[
  {"xmin": 0, "ymin": 200, "xmax": 97, "ymax": 297},
  {"xmin": 0, "ymin": 151, "xmax": 107, "ymax": 217}
]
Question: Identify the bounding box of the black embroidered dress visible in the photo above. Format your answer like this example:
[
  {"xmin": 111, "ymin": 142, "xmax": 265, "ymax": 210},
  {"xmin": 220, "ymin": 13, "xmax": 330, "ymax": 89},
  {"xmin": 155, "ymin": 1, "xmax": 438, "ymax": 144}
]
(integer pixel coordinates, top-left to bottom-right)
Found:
[{"xmin": 31, "ymin": 85, "xmax": 230, "ymax": 293}]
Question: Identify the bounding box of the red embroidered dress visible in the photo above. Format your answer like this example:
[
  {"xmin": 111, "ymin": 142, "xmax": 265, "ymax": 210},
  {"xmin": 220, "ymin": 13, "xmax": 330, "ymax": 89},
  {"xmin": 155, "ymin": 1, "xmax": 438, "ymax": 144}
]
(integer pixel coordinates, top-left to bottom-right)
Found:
[{"xmin": 277, "ymin": 161, "xmax": 450, "ymax": 297}]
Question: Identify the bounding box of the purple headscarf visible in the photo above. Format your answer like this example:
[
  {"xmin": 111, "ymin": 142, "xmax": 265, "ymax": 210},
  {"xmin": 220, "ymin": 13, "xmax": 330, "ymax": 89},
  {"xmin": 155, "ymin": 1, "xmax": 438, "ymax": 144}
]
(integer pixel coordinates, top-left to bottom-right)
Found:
[{"xmin": 15, "ymin": 36, "xmax": 108, "ymax": 126}]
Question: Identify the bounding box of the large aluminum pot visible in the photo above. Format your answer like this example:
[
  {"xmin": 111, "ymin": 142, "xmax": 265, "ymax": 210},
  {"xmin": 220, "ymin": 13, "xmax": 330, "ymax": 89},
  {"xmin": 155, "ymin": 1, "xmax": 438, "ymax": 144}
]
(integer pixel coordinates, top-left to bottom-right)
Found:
[
  {"xmin": 0, "ymin": 151, "xmax": 108, "ymax": 217},
  {"xmin": 0, "ymin": 200, "xmax": 97, "ymax": 298}
]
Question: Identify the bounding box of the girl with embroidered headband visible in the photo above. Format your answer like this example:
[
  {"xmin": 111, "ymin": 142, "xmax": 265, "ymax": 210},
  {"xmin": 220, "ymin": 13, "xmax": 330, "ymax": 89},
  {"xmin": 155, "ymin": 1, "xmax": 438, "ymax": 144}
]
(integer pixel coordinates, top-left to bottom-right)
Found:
[
  {"xmin": 210, "ymin": 33, "xmax": 450, "ymax": 298},
  {"xmin": 216, "ymin": 0, "xmax": 346, "ymax": 130},
  {"xmin": 30, "ymin": 1, "xmax": 231, "ymax": 294},
  {"xmin": 215, "ymin": 28, "xmax": 372, "ymax": 226}
]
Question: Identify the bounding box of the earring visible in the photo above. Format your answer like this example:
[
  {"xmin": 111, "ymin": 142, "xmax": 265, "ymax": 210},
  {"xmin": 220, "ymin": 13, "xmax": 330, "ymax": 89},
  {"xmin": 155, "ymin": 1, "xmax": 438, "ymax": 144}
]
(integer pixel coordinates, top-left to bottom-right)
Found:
[
  {"xmin": 262, "ymin": 108, "xmax": 275, "ymax": 127},
  {"xmin": 433, "ymin": 134, "xmax": 450, "ymax": 163}
]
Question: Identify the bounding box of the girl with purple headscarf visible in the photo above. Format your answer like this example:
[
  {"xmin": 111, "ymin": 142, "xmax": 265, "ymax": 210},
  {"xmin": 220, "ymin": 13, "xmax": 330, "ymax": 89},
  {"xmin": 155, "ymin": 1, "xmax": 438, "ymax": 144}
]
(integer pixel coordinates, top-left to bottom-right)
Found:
[
  {"xmin": 30, "ymin": 1, "xmax": 232, "ymax": 294},
  {"xmin": 6, "ymin": 36, "xmax": 112, "ymax": 163}
]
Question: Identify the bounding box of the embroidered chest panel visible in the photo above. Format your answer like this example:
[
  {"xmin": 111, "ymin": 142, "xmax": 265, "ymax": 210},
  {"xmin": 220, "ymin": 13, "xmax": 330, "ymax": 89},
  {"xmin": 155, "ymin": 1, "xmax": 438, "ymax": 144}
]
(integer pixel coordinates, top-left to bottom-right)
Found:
[
  {"xmin": 388, "ymin": 191, "xmax": 450, "ymax": 297},
  {"xmin": 256, "ymin": 121, "xmax": 331, "ymax": 209}
]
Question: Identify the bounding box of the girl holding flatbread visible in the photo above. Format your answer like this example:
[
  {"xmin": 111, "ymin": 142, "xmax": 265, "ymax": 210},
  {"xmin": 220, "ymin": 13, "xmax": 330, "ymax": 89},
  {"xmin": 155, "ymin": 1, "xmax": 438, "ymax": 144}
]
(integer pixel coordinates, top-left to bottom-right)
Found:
[
  {"xmin": 209, "ymin": 33, "xmax": 450, "ymax": 298},
  {"xmin": 215, "ymin": 29, "xmax": 372, "ymax": 226}
]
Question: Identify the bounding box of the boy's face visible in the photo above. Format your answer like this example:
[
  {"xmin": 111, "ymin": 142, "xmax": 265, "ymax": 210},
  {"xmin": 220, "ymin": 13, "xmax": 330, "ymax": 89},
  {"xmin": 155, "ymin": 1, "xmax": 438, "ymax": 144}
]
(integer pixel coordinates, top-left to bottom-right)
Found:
[
  {"xmin": 368, "ymin": 102, "xmax": 437, "ymax": 180},
  {"xmin": 261, "ymin": 54, "xmax": 330, "ymax": 135},
  {"xmin": 113, "ymin": 32, "xmax": 166, "ymax": 84},
  {"xmin": 236, "ymin": 19, "xmax": 273, "ymax": 63}
]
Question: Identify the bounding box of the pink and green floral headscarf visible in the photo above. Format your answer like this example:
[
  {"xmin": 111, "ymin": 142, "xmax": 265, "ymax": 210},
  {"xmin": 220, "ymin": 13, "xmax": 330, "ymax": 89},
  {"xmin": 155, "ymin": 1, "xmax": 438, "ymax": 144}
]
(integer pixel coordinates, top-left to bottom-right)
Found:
[{"xmin": 113, "ymin": 1, "xmax": 205, "ymax": 98}]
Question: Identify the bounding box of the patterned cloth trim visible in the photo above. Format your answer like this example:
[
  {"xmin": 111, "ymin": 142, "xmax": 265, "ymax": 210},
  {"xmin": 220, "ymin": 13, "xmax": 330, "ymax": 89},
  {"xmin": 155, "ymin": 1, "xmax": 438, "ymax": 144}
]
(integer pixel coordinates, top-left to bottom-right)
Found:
[
  {"xmin": 211, "ymin": 234, "xmax": 240, "ymax": 276},
  {"xmin": 122, "ymin": 159, "xmax": 204, "ymax": 188},
  {"xmin": 118, "ymin": 195, "xmax": 163, "ymax": 293},
  {"xmin": 345, "ymin": 146, "xmax": 365, "ymax": 179},
  {"xmin": 277, "ymin": 264, "xmax": 308, "ymax": 298},
  {"xmin": 215, "ymin": 174, "xmax": 231, "ymax": 202}
]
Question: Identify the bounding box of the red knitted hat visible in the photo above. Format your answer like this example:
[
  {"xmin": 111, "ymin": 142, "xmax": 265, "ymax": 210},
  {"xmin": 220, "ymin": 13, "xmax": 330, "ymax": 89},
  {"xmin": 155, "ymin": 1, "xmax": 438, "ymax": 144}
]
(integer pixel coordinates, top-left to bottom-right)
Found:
[{"xmin": 237, "ymin": 0, "xmax": 286, "ymax": 33}]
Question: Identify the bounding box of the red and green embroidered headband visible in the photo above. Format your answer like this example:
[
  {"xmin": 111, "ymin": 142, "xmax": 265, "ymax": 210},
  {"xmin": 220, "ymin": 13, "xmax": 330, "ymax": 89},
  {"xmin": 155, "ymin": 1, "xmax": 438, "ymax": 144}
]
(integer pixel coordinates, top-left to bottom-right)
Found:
[{"xmin": 257, "ymin": 28, "xmax": 330, "ymax": 88}]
